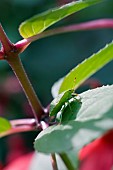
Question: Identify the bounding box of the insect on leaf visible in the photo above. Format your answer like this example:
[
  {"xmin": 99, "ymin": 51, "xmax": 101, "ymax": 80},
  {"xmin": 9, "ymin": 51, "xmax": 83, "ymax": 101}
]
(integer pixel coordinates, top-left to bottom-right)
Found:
[
  {"xmin": 49, "ymin": 89, "xmax": 74, "ymax": 116},
  {"xmin": 59, "ymin": 96, "xmax": 82, "ymax": 123},
  {"xmin": 34, "ymin": 85, "xmax": 113, "ymax": 154}
]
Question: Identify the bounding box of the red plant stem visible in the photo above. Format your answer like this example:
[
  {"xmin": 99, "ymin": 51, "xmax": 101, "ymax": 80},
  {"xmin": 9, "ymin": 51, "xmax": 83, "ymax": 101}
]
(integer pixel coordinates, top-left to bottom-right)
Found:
[
  {"xmin": 15, "ymin": 18, "xmax": 113, "ymax": 52},
  {"xmin": 40, "ymin": 121, "xmax": 49, "ymax": 130},
  {"xmin": 14, "ymin": 39, "xmax": 30, "ymax": 53},
  {"xmin": 0, "ymin": 51, "xmax": 4, "ymax": 60},
  {"xmin": 0, "ymin": 126, "xmax": 34, "ymax": 137},
  {"xmin": 7, "ymin": 55, "xmax": 44, "ymax": 123},
  {"xmin": 0, "ymin": 24, "xmax": 44, "ymax": 123},
  {"xmin": 40, "ymin": 121, "xmax": 57, "ymax": 170},
  {"xmin": 10, "ymin": 118, "xmax": 36, "ymax": 127},
  {"xmin": 0, "ymin": 24, "xmax": 14, "ymax": 52},
  {"xmin": 0, "ymin": 25, "xmax": 45, "ymax": 137},
  {"xmin": 51, "ymin": 154, "xmax": 59, "ymax": 170},
  {"xmin": 0, "ymin": 125, "xmax": 35, "ymax": 138},
  {"xmin": 28, "ymin": 19, "xmax": 113, "ymax": 41},
  {"xmin": 0, "ymin": 118, "xmax": 41, "ymax": 138}
]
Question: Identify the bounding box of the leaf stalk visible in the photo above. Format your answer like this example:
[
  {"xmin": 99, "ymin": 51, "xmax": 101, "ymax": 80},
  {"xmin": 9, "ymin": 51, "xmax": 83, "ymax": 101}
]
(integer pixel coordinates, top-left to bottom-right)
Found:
[
  {"xmin": 60, "ymin": 153, "xmax": 75, "ymax": 170},
  {"xmin": 15, "ymin": 18, "xmax": 113, "ymax": 50},
  {"xmin": 51, "ymin": 153, "xmax": 59, "ymax": 170}
]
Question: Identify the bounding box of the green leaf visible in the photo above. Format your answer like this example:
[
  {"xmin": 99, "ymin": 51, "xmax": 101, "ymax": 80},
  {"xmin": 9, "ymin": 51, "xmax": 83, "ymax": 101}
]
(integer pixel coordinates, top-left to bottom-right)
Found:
[
  {"xmin": 59, "ymin": 42, "xmax": 113, "ymax": 94},
  {"xmin": 19, "ymin": 0, "xmax": 102, "ymax": 38},
  {"xmin": 76, "ymin": 85, "xmax": 113, "ymax": 121},
  {"xmin": 34, "ymin": 85, "xmax": 113, "ymax": 153},
  {"xmin": 0, "ymin": 117, "xmax": 11, "ymax": 134},
  {"xmin": 51, "ymin": 78, "xmax": 64, "ymax": 98}
]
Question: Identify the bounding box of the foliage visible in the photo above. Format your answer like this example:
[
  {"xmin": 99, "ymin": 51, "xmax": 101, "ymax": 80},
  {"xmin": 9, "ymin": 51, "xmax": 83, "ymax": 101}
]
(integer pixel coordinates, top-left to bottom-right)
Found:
[
  {"xmin": 19, "ymin": 0, "xmax": 102, "ymax": 38},
  {"xmin": 0, "ymin": 118, "xmax": 11, "ymax": 134},
  {"xmin": 0, "ymin": 0, "xmax": 113, "ymax": 170}
]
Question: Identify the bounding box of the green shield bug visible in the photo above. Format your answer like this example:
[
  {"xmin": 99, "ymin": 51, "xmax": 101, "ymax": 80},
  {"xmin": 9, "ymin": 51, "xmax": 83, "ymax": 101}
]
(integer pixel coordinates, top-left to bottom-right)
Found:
[{"xmin": 49, "ymin": 89, "xmax": 82, "ymax": 123}]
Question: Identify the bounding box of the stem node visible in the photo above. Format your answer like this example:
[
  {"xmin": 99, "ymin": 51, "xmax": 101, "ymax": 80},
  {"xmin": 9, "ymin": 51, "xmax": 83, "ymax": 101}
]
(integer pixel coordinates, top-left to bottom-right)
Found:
[{"xmin": 0, "ymin": 23, "xmax": 44, "ymax": 124}]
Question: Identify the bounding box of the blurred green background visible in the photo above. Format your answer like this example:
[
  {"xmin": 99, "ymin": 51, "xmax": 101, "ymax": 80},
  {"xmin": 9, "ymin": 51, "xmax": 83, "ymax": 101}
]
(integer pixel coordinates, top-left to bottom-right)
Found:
[{"xmin": 0, "ymin": 0, "xmax": 113, "ymax": 165}]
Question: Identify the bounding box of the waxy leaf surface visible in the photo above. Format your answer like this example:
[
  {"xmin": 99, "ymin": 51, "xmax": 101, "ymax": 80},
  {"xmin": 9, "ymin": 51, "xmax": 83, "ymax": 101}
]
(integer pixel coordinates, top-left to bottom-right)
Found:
[
  {"xmin": 34, "ymin": 85, "xmax": 113, "ymax": 153},
  {"xmin": 59, "ymin": 42, "xmax": 113, "ymax": 94}
]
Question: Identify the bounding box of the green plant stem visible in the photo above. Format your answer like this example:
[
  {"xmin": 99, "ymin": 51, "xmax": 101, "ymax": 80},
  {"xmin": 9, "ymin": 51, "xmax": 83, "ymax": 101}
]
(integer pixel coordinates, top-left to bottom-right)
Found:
[
  {"xmin": 60, "ymin": 153, "xmax": 75, "ymax": 170},
  {"xmin": 6, "ymin": 54, "xmax": 44, "ymax": 123},
  {"xmin": 51, "ymin": 154, "xmax": 59, "ymax": 170}
]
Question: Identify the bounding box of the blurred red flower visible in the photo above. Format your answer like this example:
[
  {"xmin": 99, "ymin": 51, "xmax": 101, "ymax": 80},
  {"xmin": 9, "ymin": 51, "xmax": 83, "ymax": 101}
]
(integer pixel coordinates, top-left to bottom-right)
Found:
[
  {"xmin": 79, "ymin": 130, "xmax": 113, "ymax": 170},
  {"xmin": 3, "ymin": 130, "xmax": 113, "ymax": 170},
  {"xmin": 3, "ymin": 152, "xmax": 34, "ymax": 170},
  {"xmin": 0, "ymin": 162, "xmax": 3, "ymax": 170},
  {"xmin": 6, "ymin": 135, "xmax": 28, "ymax": 164}
]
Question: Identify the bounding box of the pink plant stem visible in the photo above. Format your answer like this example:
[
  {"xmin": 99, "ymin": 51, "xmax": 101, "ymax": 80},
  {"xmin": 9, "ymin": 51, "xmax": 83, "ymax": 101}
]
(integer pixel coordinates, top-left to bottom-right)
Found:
[
  {"xmin": 15, "ymin": 18, "xmax": 113, "ymax": 52},
  {"xmin": 0, "ymin": 126, "xmax": 35, "ymax": 138},
  {"xmin": 28, "ymin": 19, "xmax": 113, "ymax": 41},
  {"xmin": 7, "ymin": 55, "xmax": 44, "ymax": 123},
  {"xmin": 10, "ymin": 118, "xmax": 36, "ymax": 127},
  {"xmin": 0, "ymin": 118, "xmax": 41, "ymax": 138},
  {"xmin": 40, "ymin": 121, "xmax": 49, "ymax": 130},
  {"xmin": 39, "ymin": 121, "xmax": 58, "ymax": 170},
  {"xmin": 0, "ymin": 24, "xmax": 44, "ymax": 123},
  {"xmin": 51, "ymin": 154, "xmax": 59, "ymax": 170},
  {"xmin": 0, "ymin": 24, "xmax": 14, "ymax": 52},
  {"xmin": 14, "ymin": 39, "xmax": 30, "ymax": 53},
  {"xmin": 0, "ymin": 51, "xmax": 4, "ymax": 59}
]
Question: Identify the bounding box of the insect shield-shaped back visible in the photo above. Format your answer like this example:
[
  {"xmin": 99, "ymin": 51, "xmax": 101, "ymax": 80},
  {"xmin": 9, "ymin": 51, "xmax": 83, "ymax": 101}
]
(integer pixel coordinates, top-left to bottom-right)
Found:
[{"xmin": 49, "ymin": 89, "xmax": 82, "ymax": 123}]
